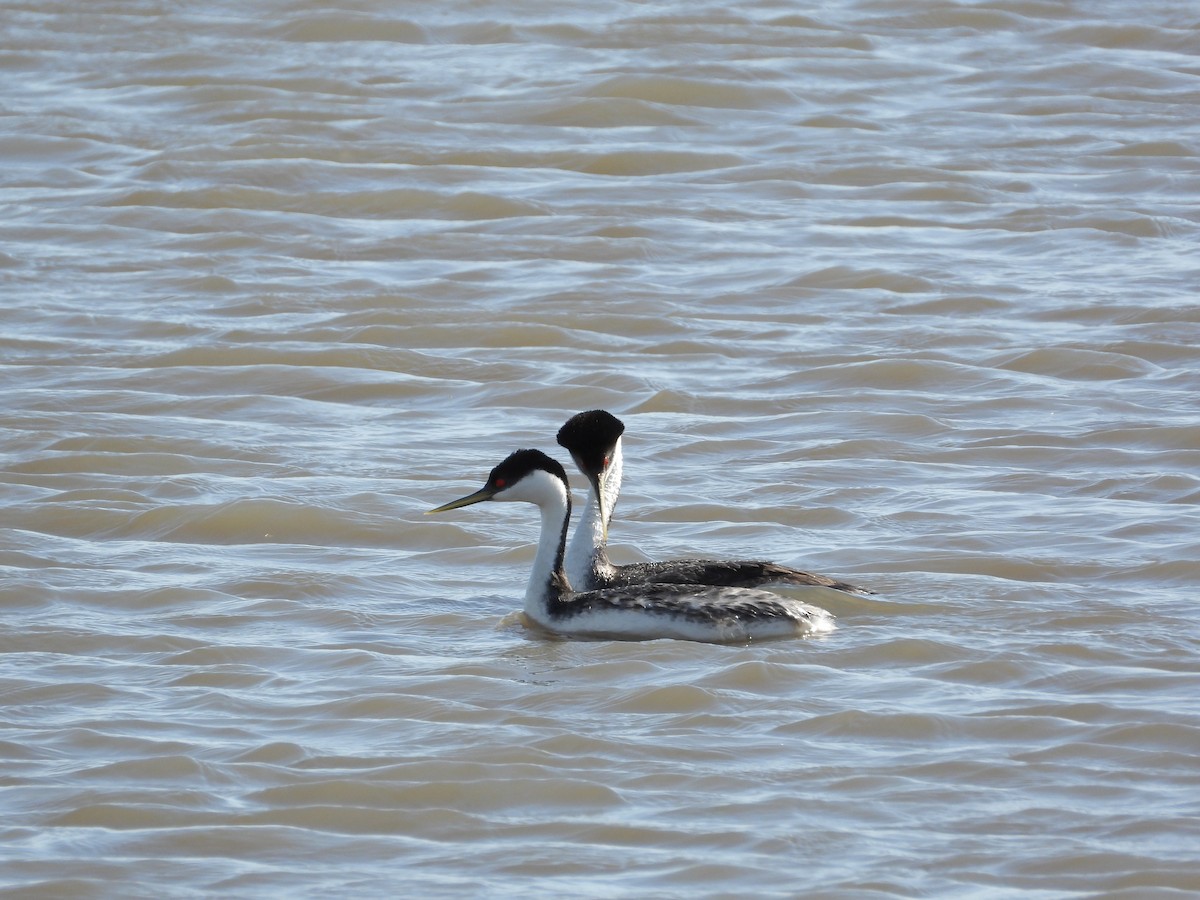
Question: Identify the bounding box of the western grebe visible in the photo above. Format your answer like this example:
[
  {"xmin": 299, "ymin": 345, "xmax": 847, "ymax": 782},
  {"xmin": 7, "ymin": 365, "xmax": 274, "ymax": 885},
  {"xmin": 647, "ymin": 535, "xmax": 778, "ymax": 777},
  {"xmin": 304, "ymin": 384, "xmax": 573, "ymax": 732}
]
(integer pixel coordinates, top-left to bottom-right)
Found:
[
  {"xmin": 556, "ymin": 410, "xmax": 870, "ymax": 594},
  {"xmin": 427, "ymin": 449, "xmax": 835, "ymax": 643}
]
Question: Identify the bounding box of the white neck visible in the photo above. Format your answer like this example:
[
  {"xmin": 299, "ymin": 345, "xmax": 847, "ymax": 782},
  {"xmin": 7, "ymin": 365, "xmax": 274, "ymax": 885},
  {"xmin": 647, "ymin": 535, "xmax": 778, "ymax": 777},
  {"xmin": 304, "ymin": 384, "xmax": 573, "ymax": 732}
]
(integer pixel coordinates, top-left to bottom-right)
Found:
[
  {"xmin": 564, "ymin": 438, "xmax": 623, "ymax": 586},
  {"xmin": 502, "ymin": 468, "xmax": 572, "ymax": 623}
]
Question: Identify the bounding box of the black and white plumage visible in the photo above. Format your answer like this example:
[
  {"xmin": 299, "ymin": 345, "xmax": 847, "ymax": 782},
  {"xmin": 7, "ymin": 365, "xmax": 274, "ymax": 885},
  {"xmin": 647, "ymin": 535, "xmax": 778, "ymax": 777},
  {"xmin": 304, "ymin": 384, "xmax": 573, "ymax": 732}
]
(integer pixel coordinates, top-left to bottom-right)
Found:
[
  {"xmin": 555, "ymin": 410, "xmax": 871, "ymax": 595},
  {"xmin": 427, "ymin": 449, "xmax": 835, "ymax": 643}
]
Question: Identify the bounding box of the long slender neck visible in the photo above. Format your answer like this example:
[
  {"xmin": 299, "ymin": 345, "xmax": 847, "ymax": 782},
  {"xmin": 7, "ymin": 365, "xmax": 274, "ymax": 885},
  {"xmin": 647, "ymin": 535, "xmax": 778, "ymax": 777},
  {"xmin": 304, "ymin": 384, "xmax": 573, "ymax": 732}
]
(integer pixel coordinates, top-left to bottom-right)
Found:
[
  {"xmin": 564, "ymin": 438, "xmax": 623, "ymax": 586},
  {"xmin": 603, "ymin": 438, "xmax": 623, "ymax": 530},
  {"xmin": 525, "ymin": 474, "xmax": 572, "ymax": 621}
]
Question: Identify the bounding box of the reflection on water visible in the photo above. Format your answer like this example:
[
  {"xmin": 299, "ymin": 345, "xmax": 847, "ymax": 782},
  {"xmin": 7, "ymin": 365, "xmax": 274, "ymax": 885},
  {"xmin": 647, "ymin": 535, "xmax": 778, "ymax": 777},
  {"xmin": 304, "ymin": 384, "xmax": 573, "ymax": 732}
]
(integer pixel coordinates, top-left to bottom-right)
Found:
[{"xmin": 2, "ymin": 0, "xmax": 1199, "ymax": 895}]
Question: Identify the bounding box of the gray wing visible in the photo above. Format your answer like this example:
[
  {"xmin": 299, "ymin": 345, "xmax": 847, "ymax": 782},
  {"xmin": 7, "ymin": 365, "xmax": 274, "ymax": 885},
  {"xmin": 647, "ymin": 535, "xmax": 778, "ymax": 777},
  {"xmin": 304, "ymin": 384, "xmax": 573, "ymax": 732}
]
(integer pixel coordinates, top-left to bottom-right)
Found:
[{"xmin": 606, "ymin": 558, "xmax": 871, "ymax": 595}]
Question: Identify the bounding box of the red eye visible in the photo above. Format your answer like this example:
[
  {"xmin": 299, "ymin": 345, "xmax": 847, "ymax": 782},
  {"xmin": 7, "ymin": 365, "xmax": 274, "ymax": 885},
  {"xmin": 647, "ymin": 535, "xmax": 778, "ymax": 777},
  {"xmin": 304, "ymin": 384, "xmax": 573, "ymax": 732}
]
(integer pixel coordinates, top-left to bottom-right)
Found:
[{"xmin": 495, "ymin": 478, "xmax": 506, "ymax": 488}]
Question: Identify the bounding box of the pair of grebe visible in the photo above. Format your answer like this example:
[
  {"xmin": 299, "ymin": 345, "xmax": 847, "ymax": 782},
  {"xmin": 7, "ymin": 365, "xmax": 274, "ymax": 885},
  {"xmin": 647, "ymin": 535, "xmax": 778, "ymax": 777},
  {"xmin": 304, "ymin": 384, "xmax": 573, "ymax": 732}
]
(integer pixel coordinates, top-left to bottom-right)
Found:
[{"xmin": 428, "ymin": 410, "xmax": 867, "ymax": 643}]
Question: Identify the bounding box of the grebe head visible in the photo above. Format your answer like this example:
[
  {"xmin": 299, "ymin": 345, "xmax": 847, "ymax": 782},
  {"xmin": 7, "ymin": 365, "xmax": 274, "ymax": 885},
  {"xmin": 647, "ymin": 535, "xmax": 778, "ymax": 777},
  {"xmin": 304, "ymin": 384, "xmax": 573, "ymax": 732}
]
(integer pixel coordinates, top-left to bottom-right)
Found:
[
  {"xmin": 427, "ymin": 448, "xmax": 569, "ymax": 513},
  {"xmin": 556, "ymin": 410, "xmax": 625, "ymax": 541}
]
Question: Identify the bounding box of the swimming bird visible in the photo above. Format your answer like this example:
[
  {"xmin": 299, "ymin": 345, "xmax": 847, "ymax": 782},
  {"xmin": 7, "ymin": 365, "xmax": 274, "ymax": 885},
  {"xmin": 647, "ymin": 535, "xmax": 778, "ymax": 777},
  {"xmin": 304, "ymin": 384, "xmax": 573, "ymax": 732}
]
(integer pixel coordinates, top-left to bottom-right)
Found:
[
  {"xmin": 555, "ymin": 410, "xmax": 869, "ymax": 594},
  {"xmin": 427, "ymin": 449, "xmax": 835, "ymax": 643}
]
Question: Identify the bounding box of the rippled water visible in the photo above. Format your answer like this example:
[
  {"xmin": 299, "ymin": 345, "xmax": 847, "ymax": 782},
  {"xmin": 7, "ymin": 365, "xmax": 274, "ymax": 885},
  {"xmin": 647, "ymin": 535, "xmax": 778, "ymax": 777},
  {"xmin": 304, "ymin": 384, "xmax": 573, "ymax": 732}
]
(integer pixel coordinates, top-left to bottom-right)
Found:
[{"xmin": 3, "ymin": 0, "xmax": 1200, "ymax": 896}]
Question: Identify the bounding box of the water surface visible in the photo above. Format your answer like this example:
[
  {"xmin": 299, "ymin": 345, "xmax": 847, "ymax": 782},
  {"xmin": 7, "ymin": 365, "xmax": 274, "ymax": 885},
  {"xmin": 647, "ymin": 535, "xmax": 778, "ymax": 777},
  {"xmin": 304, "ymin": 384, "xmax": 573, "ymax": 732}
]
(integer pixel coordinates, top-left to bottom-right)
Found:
[{"xmin": 3, "ymin": 0, "xmax": 1199, "ymax": 896}]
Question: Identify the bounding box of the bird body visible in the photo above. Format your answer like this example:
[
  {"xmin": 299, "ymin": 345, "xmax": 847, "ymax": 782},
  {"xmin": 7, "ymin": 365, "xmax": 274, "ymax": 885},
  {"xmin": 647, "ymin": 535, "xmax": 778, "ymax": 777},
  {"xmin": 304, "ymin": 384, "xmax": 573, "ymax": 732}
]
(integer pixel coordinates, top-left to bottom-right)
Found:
[
  {"xmin": 428, "ymin": 449, "xmax": 834, "ymax": 643},
  {"xmin": 556, "ymin": 410, "xmax": 869, "ymax": 595}
]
